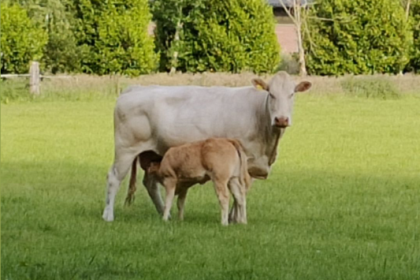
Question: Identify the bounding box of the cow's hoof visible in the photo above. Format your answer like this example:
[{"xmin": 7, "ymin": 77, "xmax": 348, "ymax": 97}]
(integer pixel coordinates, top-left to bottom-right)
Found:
[{"xmin": 102, "ymin": 209, "xmax": 114, "ymax": 222}]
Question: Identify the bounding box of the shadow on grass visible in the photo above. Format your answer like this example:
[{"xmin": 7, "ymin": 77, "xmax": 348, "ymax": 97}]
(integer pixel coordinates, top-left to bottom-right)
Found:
[
  {"xmin": 2, "ymin": 160, "xmax": 418, "ymax": 226},
  {"xmin": 1, "ymin": 160, "xmax": 226, "ymax": 226}
]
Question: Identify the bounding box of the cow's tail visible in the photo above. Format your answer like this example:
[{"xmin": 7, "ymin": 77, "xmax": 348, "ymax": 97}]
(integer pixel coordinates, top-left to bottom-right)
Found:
[
  {"xmin": 229, "ymin": 139, "xmax": 250, "ymax": 192},
  {"xmin": 125, "ymin": 157, "xmax": 138, "ymax": 205}
]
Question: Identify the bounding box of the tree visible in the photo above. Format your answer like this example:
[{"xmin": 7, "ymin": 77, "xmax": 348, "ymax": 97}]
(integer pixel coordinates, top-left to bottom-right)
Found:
[
  {"xmin": 278, "ymin": 0, "xmax": 309, "ymax": 76},
  {"xmin": 303, "ymin": 0, "xmax": 412, "ymax": 75},
  {"xmin": 7, "ymin": 0, "xmax": 81, "ymax": 73},
  {"xmin": 1, "ymin": 3, "xmax": 48, "ymax": 74},
  {"xmin": 153, "ymin": 0, "xmax": 281, "ymax": 73},
  {"xmin": 72, "ymin": 0, "xmax": 157, "ymax": 76},
  {"xmin": 404, "ymin": 0, "xmax": 420, "ymax": 72}
]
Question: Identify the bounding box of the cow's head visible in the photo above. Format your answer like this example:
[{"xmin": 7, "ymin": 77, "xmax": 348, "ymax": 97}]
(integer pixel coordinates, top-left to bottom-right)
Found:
[{"xmin": 252, "ymin": 72, "xmax": 311, "ymax": 128}]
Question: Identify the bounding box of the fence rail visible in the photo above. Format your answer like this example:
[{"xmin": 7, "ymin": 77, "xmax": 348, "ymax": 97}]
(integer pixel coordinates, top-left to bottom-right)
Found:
[
  {"xmin": 0, "ymin": 74, "xmax": 31, "ymax": 78},
  {"xmin": 1, "ymin": 61, "xmax": 73, "ymax": 95}
]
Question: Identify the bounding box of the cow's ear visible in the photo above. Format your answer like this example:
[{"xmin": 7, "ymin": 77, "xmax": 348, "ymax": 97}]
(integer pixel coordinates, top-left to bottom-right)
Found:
[
  {"xmin": 252, "ymin": 78, "xmax": 269, "ymax": 91},
  {"xmin": 295, "ymin": 81, "xmax": 312, "ymax": 92}
]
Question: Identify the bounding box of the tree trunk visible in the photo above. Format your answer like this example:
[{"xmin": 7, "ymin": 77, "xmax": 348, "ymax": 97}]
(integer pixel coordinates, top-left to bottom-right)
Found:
[
  {"xmin": 405, "ymin": 0, "xmax": 411, "ymax": 20},
  {"xmin": 170, "ymin": 20, "xmax": 182, "ymax": 75},
  {"xmin": 294, "ymin": 1, "xmax": 307, "ymax": 77}
]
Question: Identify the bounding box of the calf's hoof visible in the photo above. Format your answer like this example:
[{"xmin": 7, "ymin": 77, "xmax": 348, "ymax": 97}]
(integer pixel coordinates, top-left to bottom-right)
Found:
[
  {"xmin": 238, "ymin": 219, "xmax": 248, "ymax": 225},
  {"xmin": 162, "ymin": 214, "xmax": 171, "ymax": 222}
]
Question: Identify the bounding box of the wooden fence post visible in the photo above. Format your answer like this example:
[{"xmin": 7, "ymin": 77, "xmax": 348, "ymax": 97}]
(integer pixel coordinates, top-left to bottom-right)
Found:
[{"xmin": 29, "ymin": 61, "xmax": 40, "ymax": 95}]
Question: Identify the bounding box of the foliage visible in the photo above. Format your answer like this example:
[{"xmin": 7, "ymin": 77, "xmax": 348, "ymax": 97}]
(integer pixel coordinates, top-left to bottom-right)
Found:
[
  {"xmin": 406, "ymin": 0, "xmax": 420, "ymax": 72},
  {"xmin": 72, "ymin": 0, "xmax": 157, "ymax": 76},
  {"xmin": 10, "ymin": 0, "xmax": 81, "ymax": 74},
  {"xmin": 0, "ymin": 3, "xmax": 48, "ymax": 74},
  {"xmin": 152, "ymin": 0, "xmax": 280, "ymax": 73},
  {"xmin": 341, "ymin": 76, "xmax": 400, "ymax": 99},
  {"xmin": 276, "ymin": 53, "xmax": 300, "ymax": 74},
  {"xmin": 303, "ymin": 0, "xmax": 412, "ymax": 75}
]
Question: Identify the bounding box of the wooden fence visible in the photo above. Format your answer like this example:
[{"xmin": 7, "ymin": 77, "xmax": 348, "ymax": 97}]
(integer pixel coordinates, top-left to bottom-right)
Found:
[{"xmin": 1, "ymin": 61, "xmax": 72, "ymax": 95}]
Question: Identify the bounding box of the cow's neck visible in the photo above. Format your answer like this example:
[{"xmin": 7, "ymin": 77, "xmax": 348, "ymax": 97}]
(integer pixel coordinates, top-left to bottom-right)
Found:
[{"xmin": 261, "ymin": 94, "xmax": 285, "ymax": 166}]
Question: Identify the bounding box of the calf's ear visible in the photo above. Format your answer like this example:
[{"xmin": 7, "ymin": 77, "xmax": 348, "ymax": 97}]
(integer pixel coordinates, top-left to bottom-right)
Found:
[
  {"xmin": 252, "ymin": 78, "xmax": 269, "ymax": 91},
  {"xmin": 295, "ymin": 81, "xmax": 312, "ymax": 92}
]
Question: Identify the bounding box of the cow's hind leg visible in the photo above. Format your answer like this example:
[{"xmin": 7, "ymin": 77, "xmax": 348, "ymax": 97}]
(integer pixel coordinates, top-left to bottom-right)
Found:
[
  {"xmin": 103, "ymin": 154, "xmax": 135, "ymax": 222},
  {"xmin": 128, "ymin": 151, "xmax": 163, "ymax": 207}
]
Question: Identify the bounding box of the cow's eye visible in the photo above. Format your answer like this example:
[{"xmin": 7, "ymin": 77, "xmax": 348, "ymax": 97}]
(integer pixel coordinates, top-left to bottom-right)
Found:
[
  {"xmin": 289, "ymin": 93, "xmax": 294, "ymax": 98},
  {"xmin": 269, "ymin": 93, "xmax": 276, "ymax": 99}
]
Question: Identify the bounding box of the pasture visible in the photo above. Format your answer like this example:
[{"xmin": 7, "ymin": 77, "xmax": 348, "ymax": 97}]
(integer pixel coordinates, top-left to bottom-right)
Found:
[{"xmin": 1, "ymin": 76, "xmax": 420, "ymax": 280}]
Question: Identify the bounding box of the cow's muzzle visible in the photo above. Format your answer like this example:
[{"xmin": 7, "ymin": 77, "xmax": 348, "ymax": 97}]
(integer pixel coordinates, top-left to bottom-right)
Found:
[{"xmin": 274, "ymin": 117, "xmax": 289, "ymax": 128}]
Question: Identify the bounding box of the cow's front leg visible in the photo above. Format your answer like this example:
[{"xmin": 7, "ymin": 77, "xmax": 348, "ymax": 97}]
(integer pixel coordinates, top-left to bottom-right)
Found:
[
  {"xmin": 228, "ymin": 178, "xmax": 247, "ymax": 224},
  {"xmin": 142, "ymin": 172, "xmax": 165, "ymax": 215}
]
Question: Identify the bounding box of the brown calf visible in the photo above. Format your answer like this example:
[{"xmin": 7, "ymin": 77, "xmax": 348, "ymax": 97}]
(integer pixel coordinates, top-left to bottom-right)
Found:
[{"xmin": 148, "ymin": 138, "xmax": 251, "ymax": 225}]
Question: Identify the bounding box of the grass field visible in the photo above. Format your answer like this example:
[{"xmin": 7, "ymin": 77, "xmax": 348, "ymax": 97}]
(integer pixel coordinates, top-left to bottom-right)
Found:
[{"xmin": 1, "ymin": 83, "xmax": 420, "ymax": 279}]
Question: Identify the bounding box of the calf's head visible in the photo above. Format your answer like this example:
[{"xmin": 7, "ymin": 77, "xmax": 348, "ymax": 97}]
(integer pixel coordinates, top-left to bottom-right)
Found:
[
  {"xmin": 147, "ymin": 162, "xmax": 161, "ymax": 175},
  {"xmin": 252, "ymin": 72, "xmax": 311, "ymax": 128}
]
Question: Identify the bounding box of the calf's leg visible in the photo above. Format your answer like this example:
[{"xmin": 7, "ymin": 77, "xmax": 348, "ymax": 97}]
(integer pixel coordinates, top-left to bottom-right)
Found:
[
  {"xmin": 213, "ymin": 179, "xmax": 230, "ymax": 226},
  {"xmin": 177, "ymin": 189, "xmax": 188, "ymax": 221},
  {"xmin": 162, "ymin": 178, "xmax": 177, "ymax": 221}
]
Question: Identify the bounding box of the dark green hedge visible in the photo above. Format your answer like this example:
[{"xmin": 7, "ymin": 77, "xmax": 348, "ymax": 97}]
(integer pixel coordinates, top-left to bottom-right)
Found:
[
  {"xmin": 72, "ymin": 0, "xmax": 157, "ymax": 76},
  {"xmin": 153, "ymin": 0, "xmax": 280, "ymax": 73},
  {"xmin": 406, "ymin": 0, "xmax": 420, "ymax": 72},
  {"xmin": 303, "ymin": 0, "xmax": 412, "ymax": 75}
]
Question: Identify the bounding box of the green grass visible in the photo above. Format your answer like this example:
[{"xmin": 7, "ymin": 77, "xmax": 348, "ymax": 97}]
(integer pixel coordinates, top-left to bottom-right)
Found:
[{"xmin": 1, "ymin": 93, "xmax": 420, "ymax": 280}]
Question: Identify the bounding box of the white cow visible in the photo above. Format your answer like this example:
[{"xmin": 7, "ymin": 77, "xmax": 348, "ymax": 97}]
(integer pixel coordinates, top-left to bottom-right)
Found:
[{"xmin": 102, "ymin": 72, "xmax": 311, "ymax": 221}]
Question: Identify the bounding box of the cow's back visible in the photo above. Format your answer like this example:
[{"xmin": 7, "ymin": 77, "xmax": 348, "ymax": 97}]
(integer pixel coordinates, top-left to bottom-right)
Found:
[
  {"xmin": 115, "ymin": 85, "xmax": 273, "ymax": 178},
  {"xmin": 115, "ymin": 85, "xmax": 266, "ymax": 153}
]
